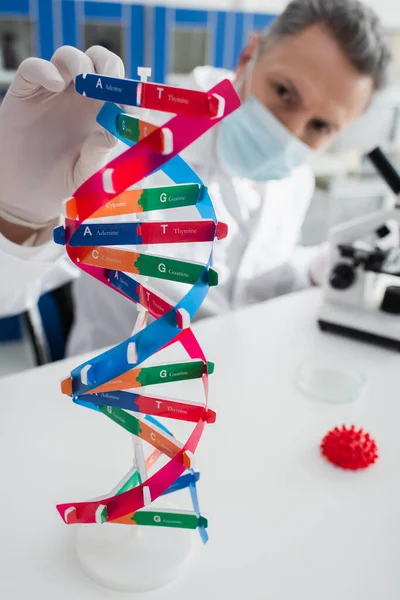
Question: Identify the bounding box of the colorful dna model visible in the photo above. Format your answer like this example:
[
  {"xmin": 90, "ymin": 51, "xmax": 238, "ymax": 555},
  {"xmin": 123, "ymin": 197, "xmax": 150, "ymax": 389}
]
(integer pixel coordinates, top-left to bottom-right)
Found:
[{"xmin": 53, "ymin": 69, "xmax": 240, "ymax": 542}]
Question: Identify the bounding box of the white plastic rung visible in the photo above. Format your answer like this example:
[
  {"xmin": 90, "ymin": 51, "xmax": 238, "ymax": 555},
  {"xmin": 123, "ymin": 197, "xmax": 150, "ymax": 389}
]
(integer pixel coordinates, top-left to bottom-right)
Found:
[
  {"xmin": 161, "ymin": 128, "xmax": 173, "ymax": 155},
  {"xmin": 211, "ymin": 93, "xmax": 225, "ymax": 119},
  {"xmin": 127, "ymin": 342, "xmax": 138, "ymax": 364},
  {"xmin": 176, "ymin": 308, "xmax": 190, "ymax": 330},
  {"xmin": 143, "ymin": 485, "xmax": 151, "ymax": 505},
  {"xmin": 80, "ymin": 364, "xmax": 92, "ymax": 385},
  {"xmin": 95, "ymin": 504, "xmax": 107, "ymax": 524},
  {"xmin": 133, "ymin": 439, "xmax": 150, "ymax": 505},
  {"xmin": 137, "ymin": 67, "xmax": 152, "ymax": 82},
  {"xmin": 102, "ymin": 168, "xmax": 115, "ymax": 194}
]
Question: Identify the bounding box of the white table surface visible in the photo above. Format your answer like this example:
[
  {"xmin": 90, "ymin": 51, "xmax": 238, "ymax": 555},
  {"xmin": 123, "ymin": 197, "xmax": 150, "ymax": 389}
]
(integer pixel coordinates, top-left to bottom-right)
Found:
[{"xmin": 1, "ymin": 288, "xmax": 399, "ymax": 600}]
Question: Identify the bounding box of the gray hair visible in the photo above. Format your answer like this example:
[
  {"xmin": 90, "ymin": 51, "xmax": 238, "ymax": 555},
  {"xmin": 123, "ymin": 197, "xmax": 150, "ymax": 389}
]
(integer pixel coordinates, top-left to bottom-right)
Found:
[{"xmin": 258, "ymin": 0, "xmax": 391, "ymax": 90}]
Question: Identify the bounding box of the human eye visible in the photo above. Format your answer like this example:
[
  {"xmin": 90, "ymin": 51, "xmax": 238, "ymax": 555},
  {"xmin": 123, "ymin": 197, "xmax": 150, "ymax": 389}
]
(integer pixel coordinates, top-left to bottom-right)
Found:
[
  {"xmin": 271, "ymin": 81, "xmax": 292, "ymax": 103},
  {"xmin": 310, "ymin": 118, "xmax": 331, "ymax": 135}
]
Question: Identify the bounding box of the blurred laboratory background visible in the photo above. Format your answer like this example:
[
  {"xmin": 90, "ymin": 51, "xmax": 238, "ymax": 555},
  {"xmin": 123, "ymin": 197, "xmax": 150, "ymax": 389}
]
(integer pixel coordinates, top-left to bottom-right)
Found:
[{"xmin": 0, "ymin": 0, "xmax": 399, "ymax": 374}]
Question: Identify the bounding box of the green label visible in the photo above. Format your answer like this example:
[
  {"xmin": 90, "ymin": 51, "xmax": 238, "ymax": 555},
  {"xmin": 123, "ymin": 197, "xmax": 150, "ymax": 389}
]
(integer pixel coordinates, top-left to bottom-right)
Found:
[
  {"xmin": 99, "ymin": 405, "xmax": 142, "ymax": 436},
  {"xmin": 132, "ymin": 510, "xmax": 205, "ymax": 529},
  {"xmin": 116, "ymin": 114, "xmax": 140, "ymax": 142},
  {"xmin": 134, "ymin": 254, "xmax": 205, "ymax": 284},
  {"xmin": 139, "ymin": 184, "xmax": 202, "ymax": 212},
  {"xmin": 137, "ymin": 360, "xmax": 213, "ymax": 386}
]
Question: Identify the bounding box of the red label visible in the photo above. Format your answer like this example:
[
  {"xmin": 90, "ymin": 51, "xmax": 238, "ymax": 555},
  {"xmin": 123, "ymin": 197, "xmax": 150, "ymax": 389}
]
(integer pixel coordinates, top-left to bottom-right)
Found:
[
  {"xmin": 142, "ymin": 83, "xmax": 210, "ymax": 116},
  {"xmin": 139, "ymin": 220, "xmax": 216, "ymax": 244},
  {"xmin": 138, "ymin": 285, "xmax": 172, "ymax": 318}
]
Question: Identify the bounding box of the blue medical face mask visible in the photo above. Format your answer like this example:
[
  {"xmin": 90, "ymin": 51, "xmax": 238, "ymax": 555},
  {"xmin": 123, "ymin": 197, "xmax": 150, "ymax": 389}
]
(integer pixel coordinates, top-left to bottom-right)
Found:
[{"xmin": 216, "ymin": 94, "xmax": 315, "ymax": 182}]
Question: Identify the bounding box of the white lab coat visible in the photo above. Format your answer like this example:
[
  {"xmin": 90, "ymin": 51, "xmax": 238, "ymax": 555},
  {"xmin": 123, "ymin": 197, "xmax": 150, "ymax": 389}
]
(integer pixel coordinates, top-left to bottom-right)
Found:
[
  {"xmin": 0, "ymin": 66, "xmax": 321, "ymax": 355},
  {"xmin": 0, "ymin": 223, "xmax": 72, "ymax": 317}
]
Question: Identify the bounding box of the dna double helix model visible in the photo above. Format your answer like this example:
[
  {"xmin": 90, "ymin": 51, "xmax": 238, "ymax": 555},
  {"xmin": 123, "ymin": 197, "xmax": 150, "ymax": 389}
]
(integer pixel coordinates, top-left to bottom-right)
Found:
[{"xmin": 53, "ymin": 69, "xmax": 239, "ymax": 541}]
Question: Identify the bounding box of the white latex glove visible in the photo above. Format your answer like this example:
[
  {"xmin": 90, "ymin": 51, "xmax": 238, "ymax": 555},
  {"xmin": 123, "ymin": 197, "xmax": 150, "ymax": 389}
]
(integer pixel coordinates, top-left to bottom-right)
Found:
[
  {"xmin": 0, "ymin": 45, "xmax": 124, "ymax": 226},
  {"xmin": 309, "ymin": 242, "xmax": 330, "ymax": 286}
]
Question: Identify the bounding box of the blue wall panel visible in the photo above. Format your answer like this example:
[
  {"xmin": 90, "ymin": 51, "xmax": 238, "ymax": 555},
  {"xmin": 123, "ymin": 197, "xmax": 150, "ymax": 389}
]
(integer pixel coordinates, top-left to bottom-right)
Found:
[
  {"xmin": 222, "ymin": 11, "xmax": 236, "ymax": 70},
  {"xmin": 233, "ymin": 11, "xmax": 244, "ymax": 68},
  {"xmin": 0, "ymin": 0, "xmax": 29, "ymax": 15},
  {"xmin": 241, "ymin": 12, "xmax": 253, "ymax": 49},
  {"xmin": 153, "ymin": 6, "xmax": 166, "ymax": 83},
  {"xmin": 174, "ymin": 9, "xmax": 208, "ymax": 26},
  {"xmin": 37, "ymin": 0, "xmax": 54, "ymax": 59},
  {"xmin": 253, "ymin": 13, "xmax": 275, "ymax": 32},
  {"xmin": 62, "ymin": 0, "xmax": 78, "ymax": 47},
  {"xmin": 0, "ymin": 2, "xmax": 278, "ymax": 77},
  {"xmin": 128, "ymin": 4, "xmax": 144, "ymax": 79},
  {"xmin": 84, "ymin": 1, "xmax": 122, "ymax": 21},
  {"xmin": 214, "ymin": 11, "xmax": 226, "ymax": 68}
]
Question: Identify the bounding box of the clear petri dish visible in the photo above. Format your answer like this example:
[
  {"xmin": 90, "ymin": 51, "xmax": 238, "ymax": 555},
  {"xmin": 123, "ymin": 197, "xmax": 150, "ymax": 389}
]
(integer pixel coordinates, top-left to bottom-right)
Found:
[{"xmin": 296, "ymin": 358, "xmax": 366, "ymax": 404}]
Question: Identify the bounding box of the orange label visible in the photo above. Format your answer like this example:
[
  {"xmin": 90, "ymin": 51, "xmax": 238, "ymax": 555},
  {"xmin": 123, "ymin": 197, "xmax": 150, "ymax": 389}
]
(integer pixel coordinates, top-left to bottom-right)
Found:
[
  {"xmin": 66, "ymin": 190, "xmax": 144, "ymax": 220},
  {"xmin": 89, "ymin": 368, "xmax": 142, "ymax": 393},
  {"xmin": 139, "ymin": 420, "xmax": 182, "ymax": 459},
  {"xmin": 77, "ymin": 247, "xmax": 139, "ymax": 273},
  {"xmin": 139, "ymin": 121, "xmax": 159, "ymax": 139}
]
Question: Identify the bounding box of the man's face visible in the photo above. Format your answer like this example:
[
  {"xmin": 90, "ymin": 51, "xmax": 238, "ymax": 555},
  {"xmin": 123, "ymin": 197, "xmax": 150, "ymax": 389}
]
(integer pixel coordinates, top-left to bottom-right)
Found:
[{"xmin": 237, "ymin": 24, "xmax": 375, "ymax": 150}]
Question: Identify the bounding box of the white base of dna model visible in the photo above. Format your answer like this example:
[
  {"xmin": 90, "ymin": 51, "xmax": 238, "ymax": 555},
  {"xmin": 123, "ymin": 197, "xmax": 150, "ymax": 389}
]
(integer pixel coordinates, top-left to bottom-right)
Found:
[{"xmin": 75, "ymin": 516, "xmax": 195, "ymax": 592}]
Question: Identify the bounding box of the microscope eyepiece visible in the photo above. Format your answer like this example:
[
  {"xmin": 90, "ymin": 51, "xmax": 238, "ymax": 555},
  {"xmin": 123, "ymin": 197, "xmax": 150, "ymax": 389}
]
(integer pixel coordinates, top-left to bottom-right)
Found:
[{"xmin": 367, "ymin": 147, "xmax": 400, "ymax": 195}]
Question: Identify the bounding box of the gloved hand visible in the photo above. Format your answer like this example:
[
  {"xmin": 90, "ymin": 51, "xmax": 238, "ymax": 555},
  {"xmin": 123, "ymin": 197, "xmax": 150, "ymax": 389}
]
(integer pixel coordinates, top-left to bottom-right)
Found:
[
  {"xmin": 309, "ymin": 242, "xmax": 330, "ymax": 286},
  {"xmin": 0, "ymin": 45, "xmax": 124, "ymax": 227}
]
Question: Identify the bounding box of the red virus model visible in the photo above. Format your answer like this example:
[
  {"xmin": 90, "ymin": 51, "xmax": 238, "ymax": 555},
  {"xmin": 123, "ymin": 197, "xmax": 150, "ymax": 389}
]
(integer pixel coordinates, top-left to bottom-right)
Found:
[{"xmin": 320, "ymin": 425, "xmax": 378, "ymax": 470}]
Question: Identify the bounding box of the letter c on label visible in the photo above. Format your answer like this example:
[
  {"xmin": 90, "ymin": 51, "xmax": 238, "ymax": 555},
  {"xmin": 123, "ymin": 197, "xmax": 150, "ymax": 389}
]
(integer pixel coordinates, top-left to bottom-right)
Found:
[{"xmin": 92, "ymin": 249, "xmax": 99, "ymax": 259}]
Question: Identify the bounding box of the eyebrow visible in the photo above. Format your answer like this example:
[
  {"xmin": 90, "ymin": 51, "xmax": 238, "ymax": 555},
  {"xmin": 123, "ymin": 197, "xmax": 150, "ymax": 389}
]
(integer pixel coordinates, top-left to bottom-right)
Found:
[{"xmin": 275, "ymin": 76, "xmax": 340, "ymax": 131}]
